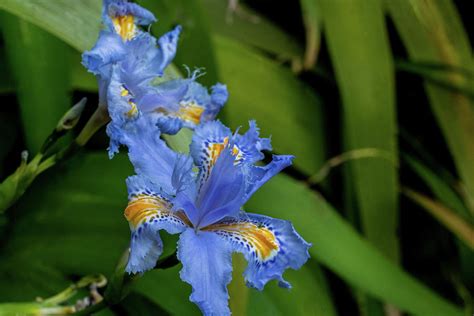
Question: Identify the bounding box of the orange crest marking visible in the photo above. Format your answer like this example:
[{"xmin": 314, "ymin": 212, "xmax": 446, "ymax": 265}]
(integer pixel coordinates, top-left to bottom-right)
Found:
[
  {"xmin": 125, "ymin": 195, "xmax": 171, "ymax": 228},
  {"xmin": 205, "ymin": 222, "xmax": 279, "ymax": 261},
  {"xmin": 125, "ymin": 194, "xmax": 192, "ymax": 229},
  {"xmin": 178, "ymin": 101, "xmax": 205, "ymax": 124},
  {"xmin": 112, "ymin": 15, "xmax": 136, "ymax": 41}
]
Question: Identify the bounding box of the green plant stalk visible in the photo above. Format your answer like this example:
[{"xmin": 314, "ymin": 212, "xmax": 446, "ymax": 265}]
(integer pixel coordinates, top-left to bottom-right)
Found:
[{"xmin": 0, "ymin": 153, "xmax": 43, "ymax": 213}]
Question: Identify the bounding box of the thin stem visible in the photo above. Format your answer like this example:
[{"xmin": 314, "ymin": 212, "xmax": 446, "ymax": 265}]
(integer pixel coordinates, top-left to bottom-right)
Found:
[{"xmin": 76, "ymin": 107, "xmax": 110, "ymax": 146}]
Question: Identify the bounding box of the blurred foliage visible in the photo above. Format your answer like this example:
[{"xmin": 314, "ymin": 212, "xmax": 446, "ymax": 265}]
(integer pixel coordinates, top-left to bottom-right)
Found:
[{"xmin": 0, "ymin": 0, "xmax": 473, "ymax": 315}]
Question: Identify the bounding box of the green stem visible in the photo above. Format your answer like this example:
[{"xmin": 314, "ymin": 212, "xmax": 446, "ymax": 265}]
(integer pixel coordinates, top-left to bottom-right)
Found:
[
  {"xmin": 75, "ymin": 107, "xmax": 110, "ymax": 146},
  {"xmin": 73, "ymin": 300, "xmax": 106, "ymax": 316}
]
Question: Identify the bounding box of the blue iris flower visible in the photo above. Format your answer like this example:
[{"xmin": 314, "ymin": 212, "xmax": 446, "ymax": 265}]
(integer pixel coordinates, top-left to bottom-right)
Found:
[
  {"xmin": 122, "ymin": 119, "xmax": 311, "ymax": 315},
  {"xmin": 83, "ymin": 0, "xmax": 228, "ymax": 138}
]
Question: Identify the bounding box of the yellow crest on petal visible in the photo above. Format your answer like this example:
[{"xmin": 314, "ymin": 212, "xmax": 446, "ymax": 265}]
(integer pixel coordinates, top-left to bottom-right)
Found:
[{"xmin": 113, "ymin": 15, "xmax": 136, "ymax": 41}]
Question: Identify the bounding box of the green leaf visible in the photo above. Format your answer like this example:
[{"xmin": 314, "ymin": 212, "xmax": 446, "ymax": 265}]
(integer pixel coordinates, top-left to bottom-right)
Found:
[
  {"xmin": 249, "ymin": 260, "xmax": 336, "ymax": 316},
  {"xmin": 0, "ymin": 49, "xmax": 14, "ymax": 94},
  {"xmin": 202, "ymin": 0, "xmax": 303, "ymax": 61},
  {"xmin": 403, "ymin": 154, "xmax": 474, "ymax": 286},
  {"xmin": 300, "ymin": 0, "xmax": 321, "ymax": 69},
  {"xmin": 402, "ymin": 188, "xmax": 474, "ymax": 250},
  {"xmin": 2, "ymin": 153, "xmax": 132, "ymax": 276},
  {"xmin": 320, "ymin": 0, "xmax": 399, "ymax": 262},
  {"xmin": 404, "ymin": 155, "xmax": 470, "ymax": 219},
  {"xmin": 386, "ymin": 0, "xmax": 474, "ymax": 214},
  {"xmin": 133, "ymin": 266, "xmax": 200, "ymax": 316},
  {"xmin": 1, "ymin": 12, "xmax": 72, "ymax": 153},
  {"xmin": 0, "ymin": 0, "xmax": 100, "ymax": 52},
  {"xmin": 214, "ymin": 35, "xmax": 326, "ymax": 174},
  {"xmin": 0, "ymin": 260, "xmax": 68, "ymax": 302},
  {"xmin": 246, "ymin": 174, "xmax": 463, "ymax": 316}
]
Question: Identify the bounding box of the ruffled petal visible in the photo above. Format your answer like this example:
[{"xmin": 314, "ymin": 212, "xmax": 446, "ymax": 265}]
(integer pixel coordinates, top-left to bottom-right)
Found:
[
  {"xmin": 81, "ymin": 31, "xmax": 126, "ymax": 77},
  {"xmin": 204, "ymin": 83, "xmax": 228, "ymax": 121},
  {"xmin": 125, "ymin": 175, "xmax": 191, "ymax": 274},
  {"xmin": 190, "ymin": 120, "xmax": 271, "ymax": 172},
  {"xmin": 120, "ymin": 27, "xmax": 180, "ymax": 94},
  {"xmin": 138, "ymin": 79, "xmax": 189, "ymax": 113},
  {"xmin": 233, "ymin": 120, "xmax": 272, "ymax": 165},
  {"xmin": 177, "ymin": 228, "xmax": 233, "ymax": 316},
  {"xmin": 242, "ymin": 155, "xmax": 294, "ymax": 203},
  {"xmin": 153, "ymin": 25, "xmax": 181, "ymax": 75},
  {"xmin": 110, "ymin": 117, "xmax": 194, "ymax": 195},
  {"xmin": 136, "ymin": 78, "xmax": 226, "ymax": 135},
  {"xmin": 204, "ymin": 212, "xmax": 311, "ymax": 290}
]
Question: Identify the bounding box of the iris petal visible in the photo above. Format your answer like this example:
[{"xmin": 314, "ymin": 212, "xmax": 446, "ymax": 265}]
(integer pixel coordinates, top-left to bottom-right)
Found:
[
  {"xmin": 125, "ymin": 175, "xmax": 190, "ymax": 274},
  {"xmin": 82, "ymin": 31, "xmax": 126, "ymax": 78},
  {"xmin": 195, "ymin": 149, "xmax": 245, "ymax": 228},
  {"xmin": 243, "ymin": 154, "xmax": 294, "ymax": 203},
  {"xmin": 205, "ymin": 212, "xmax": 311, "ymax": 290},
  {"xmin": 177, "ymin": 229, "xmax": 233, "ymax": 316}
]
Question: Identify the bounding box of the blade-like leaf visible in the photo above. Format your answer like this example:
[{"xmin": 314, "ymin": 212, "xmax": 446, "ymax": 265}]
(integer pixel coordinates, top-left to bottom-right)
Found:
[
  {"xmin": 386, "ymin": 0, "xmax": 474, "ymax": 214},
  {"xmin": 0, "ymin": 0, "xmax": 100, "ymax": 52},
  {"xmin": 246, "ymin": 174, "xmax": 463, "ymax": 316},
  {"xmin": 319, "ymin": 0, "xmax": 399, "ymax": 263},
  {"xmin": 1, "ymin": 13, "xmax": 72, "ymax": 152},
  {"xmin": 402, "ymin": 188, "xmax": 474, "ymax": 249},
  {"xmin": 202, "ymin": 0, "xmax": 303, "ymax": 61}
]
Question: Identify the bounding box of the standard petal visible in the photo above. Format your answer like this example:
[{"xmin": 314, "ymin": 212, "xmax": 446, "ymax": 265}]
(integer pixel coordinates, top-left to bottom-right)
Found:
[
  {"xmin": 125, "ymin": 175, "xmax": 190, "ymax": 274},
  {"xmin": 204, "ymin": 212, "xmax": 311, "ymax": 290},
  {"xmin": 233, "ymin": 120, "xmax": 272, "ymax": 165},
  {"xmin": 177, "ymin": 229, "xmax": 233, "ymax": 316},
  {"xmin": 190, "ymin": 120, "xmax": 271, "ymax": 172},
  {"xmin": 242, "ymin": 154, "xmax": 294, "ymax": 203},
  {"xmin": 195, "ymin": 149, "xmax": 246, "ymax": 228},
  {"xmin": 153, "ymin": 25, "xmax": 182, "ymax": 75}
]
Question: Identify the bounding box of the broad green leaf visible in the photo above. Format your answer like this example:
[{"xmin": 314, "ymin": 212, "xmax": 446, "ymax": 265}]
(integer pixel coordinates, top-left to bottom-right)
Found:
[
  {"xmin": 1, "ymin": 13, "xmax": 72, "ymax": 153},
  {"xmin": 3, "ymin": 153, "xmax": 132, "ymax": 276},
  {"xmin": 246, "ymin": 174, "xmax": 463, "ymax": 316},
  {"xmin": 133, "ymin": 266, "xmax": 200, "ymax": 316},
  {"xmin": 0, "ymin": 49, "xmax": 14, "ymax": 94},
  {"xmin": 214, "ymin": 35, "xmax": 326, "ymax": 174},
  {"xmin": 248, "ymin": 260, "xmax": 336, "ymax": 316},
  {"xmin": 0, "ymin": 260, "xmax": 68, "ymax": 302},
  {"xmin": 202, "ymin": 0, "xmax": 303, "ymax": 61},
  {"xmin": 0, "ymin": 0, "xmax": 100, "ymax": 52},
  {"xmin": 119, "ymin": 292, "xmax": 171, "ymax": 316},
  {"xmin": 320, "ymin": 0, "xmax": 399, "ymax": 263},
  {"xmin": 71, "ymin": 54, "xmax": 98, "ymax": 92},
  {"xmin": 386, "ymin": 0, "xmax": 474, "ymax": 214}
]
